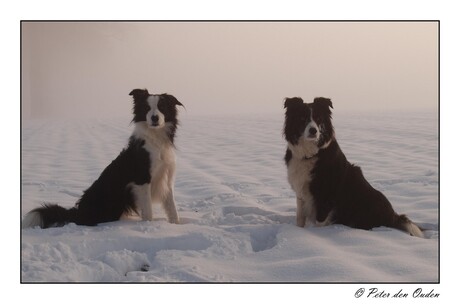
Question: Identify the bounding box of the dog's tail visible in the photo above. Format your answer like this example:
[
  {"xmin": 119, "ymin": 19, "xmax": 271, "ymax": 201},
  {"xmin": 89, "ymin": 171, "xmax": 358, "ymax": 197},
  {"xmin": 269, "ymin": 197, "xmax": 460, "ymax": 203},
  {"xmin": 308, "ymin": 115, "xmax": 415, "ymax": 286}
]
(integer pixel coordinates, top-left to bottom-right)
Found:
[
  {"xmin": 393, "ymin": 214, "xmax": 425, "ymax": 238},
  {"xmin": 22, "ymin": 204, "xmax": 78, "ymax": 229}
]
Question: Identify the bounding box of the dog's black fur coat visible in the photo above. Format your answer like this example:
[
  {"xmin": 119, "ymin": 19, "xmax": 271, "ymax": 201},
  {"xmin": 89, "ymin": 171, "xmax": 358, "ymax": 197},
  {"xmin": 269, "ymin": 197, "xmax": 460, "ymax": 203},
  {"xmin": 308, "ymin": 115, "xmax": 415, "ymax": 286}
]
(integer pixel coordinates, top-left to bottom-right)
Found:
[
  {"xmin": 284, "ymin": 97, "xmax": 423, "ymax": 237},
  {"xmin": 23, "ymin": 89, "xmax": 183, "ymax": 228}
]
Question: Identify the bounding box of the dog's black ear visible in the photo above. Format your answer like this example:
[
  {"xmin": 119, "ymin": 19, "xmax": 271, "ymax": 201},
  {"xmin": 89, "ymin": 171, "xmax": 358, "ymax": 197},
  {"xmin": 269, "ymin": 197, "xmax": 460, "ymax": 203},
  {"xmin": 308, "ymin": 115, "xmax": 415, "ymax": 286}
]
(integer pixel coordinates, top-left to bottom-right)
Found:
[
  {"xmin": 313, "ymin": 97, "xmax": 333, "ymax": 109},
  {"xmin": 284, "ymin": 97, "xmax": 304, "ymax": 109},
  {"xmin": 129, "ymin": 89, "xmax": 149, "ymax": 100},
  {"xmin": 163, "ymin": 94, "xmax": 185, "ymax": 109},
  {"xmin": 172, "ymin": 96, "xmax": 185, "ymax": 108}
]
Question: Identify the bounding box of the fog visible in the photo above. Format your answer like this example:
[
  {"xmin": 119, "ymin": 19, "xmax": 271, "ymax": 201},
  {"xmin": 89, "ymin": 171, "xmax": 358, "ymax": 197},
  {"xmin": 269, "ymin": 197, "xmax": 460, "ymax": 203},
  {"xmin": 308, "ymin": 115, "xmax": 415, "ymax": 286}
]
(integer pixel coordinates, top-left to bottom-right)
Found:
[{"xmin": 21, "ymin": 22, "xmax": 438, "ymax": 120}]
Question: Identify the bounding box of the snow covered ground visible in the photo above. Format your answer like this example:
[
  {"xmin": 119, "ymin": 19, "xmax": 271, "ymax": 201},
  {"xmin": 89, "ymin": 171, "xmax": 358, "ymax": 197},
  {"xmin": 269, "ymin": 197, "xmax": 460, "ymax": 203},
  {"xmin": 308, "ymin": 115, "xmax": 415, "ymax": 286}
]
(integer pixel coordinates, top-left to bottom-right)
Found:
[{"xmin": 21, "ymin": 110, "xmax": 438, "ymax": 283}]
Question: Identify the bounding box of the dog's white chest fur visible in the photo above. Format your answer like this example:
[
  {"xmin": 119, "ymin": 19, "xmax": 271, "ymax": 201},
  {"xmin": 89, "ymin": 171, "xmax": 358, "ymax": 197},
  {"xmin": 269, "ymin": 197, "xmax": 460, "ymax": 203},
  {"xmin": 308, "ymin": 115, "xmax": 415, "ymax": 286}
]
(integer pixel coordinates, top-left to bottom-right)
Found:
[
  {"xmin": 287, "ymin": 140, "xmax": 318, "ymax": 196},
  {"xmin": 286, "ymin": 140, "xmax": 319, "ymax": 227},
  {"xmin": 130, "ymin": 123, "xmax": 179, "ymax": 224},
  {"xmin": 287, "ymin": 154, "xmax": 316, "ymax": 202},
  {"xmin": 135, "ymin": 124, "xmax": 176, "ymax": 200},
  {"xmin": 144, "ymin": 138, "xmax": 176, "ymax": 201}
]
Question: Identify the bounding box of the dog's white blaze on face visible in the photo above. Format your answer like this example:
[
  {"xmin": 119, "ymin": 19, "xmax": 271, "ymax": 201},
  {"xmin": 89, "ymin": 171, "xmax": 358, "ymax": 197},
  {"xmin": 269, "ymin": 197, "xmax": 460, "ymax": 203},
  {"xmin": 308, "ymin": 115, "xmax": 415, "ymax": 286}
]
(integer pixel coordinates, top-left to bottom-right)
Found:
[
  {"xmin": 304, "ymin": 108, "xmax": 320, "ymax": 141},
  {"xmin": 147, "ymin": 95, "xmax": 165, "ymax": 128}
]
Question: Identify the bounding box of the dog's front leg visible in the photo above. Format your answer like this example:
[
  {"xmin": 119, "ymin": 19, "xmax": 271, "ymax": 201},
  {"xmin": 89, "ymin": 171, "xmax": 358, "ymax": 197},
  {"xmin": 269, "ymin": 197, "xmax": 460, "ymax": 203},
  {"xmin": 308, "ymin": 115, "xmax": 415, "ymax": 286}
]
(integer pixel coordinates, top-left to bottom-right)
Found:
[
  {"xmin": 296, "ymin": 197, "xmax": 307, "ymax": 227},
  {"xmin": 132, "ymin": 183, "xmax": 153, "ymax": 221},
  {"xmin": 163, "ymin": 190, "xmax": 180, "ymax": 224}
]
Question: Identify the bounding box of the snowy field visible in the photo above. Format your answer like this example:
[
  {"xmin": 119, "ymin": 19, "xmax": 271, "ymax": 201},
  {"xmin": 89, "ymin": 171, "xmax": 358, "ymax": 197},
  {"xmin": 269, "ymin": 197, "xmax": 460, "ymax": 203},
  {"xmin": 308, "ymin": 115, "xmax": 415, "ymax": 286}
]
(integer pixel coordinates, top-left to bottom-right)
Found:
[{"xmin": 21, "ymin": 110, "xmax": 438, "ymax": 283}]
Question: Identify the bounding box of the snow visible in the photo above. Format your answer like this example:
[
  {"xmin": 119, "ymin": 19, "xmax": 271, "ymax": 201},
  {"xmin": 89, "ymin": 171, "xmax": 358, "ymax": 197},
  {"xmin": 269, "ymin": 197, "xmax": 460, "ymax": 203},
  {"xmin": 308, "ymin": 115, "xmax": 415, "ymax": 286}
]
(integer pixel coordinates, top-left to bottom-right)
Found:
[{"xmin": 21, "ymin": 111, "xmax": 438, "ymax": 283}]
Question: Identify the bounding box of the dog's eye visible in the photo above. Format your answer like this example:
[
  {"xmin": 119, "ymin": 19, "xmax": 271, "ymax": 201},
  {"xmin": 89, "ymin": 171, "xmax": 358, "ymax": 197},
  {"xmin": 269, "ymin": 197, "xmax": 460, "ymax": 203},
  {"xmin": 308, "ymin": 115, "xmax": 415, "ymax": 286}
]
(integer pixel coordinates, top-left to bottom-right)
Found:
[
  {"xmin": 312, "ymin": 112, "xmax": 323, "ymax": 123},
  {"xmin": 157, "ymin": 100, "xmax": 166, "ymax": 112},
  {"xmin": 138, "ymin": 101, "xmax": 150, "ymax": 113},
  {"xmin": 299, "ymin": 115, "xmax": 307, "ymax": 124}
]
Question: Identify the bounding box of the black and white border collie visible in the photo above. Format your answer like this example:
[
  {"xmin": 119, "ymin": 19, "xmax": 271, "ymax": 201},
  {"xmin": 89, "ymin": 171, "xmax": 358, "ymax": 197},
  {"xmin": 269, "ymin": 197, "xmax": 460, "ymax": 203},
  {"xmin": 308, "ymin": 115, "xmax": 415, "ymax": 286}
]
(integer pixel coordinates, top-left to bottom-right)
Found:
[
  {"xmin": 283, "ymin": 97, "xmax": 424, "ymax": 237},
  {"xmin": 23, "ymin": 89, "xmax": 184, "ymax": 228}
]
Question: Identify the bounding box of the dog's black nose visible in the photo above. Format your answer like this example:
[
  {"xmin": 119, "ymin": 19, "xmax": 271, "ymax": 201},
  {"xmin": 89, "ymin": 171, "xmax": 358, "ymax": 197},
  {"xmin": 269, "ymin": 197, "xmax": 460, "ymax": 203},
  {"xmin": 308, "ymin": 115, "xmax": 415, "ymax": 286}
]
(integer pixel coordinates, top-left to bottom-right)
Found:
[
  {"xmin": 309, "ymin": 128, "xmax": 318, "ymax": 135},
  {"xmin": 151, "ymin": 115, "xmax": 159, "ymax": 123}
]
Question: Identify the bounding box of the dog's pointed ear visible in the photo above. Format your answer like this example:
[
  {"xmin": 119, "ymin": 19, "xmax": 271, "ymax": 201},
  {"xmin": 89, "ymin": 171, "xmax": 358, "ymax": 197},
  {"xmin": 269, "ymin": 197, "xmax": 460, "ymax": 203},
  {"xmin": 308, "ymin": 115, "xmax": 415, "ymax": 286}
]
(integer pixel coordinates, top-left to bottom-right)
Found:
[
  {"xmin": 313, "ymin": 97, "xmax": 333, "ymax": 109},
  {"xmin": 284, "ymin": 97, "xmax": 304, "ymax": 109},
  {"xmin": 173, "ymin": 97, "xmax": 185, "ymax": 109},
  {"xmin": 165, "ymin": 95, "xmax": 185, "ymax": 109},
  {"xmin": 129, "ymin": 89, "xmax": 149, "ymax": 100}
]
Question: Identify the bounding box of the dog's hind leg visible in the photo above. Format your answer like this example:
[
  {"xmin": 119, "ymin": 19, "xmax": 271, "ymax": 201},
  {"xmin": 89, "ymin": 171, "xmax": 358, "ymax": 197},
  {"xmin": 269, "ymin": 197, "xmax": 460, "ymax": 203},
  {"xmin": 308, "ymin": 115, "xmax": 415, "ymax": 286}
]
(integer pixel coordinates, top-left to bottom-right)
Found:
[
  {"xmin": 163, "ymin": 191, "xmax": 180, "ymax": 224},
  {"xmin": 394, "ymin": 214, "xmax": 424, "ymax": 238}
]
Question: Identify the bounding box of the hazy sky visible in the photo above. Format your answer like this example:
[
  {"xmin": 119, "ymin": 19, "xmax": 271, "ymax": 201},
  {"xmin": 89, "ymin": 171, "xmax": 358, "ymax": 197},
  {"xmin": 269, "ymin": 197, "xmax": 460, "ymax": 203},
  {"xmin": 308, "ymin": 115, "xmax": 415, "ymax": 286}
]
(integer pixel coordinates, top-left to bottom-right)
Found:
[{"xmin": 21, "ymin": 22, "xmax": 438, "ymax": 119}]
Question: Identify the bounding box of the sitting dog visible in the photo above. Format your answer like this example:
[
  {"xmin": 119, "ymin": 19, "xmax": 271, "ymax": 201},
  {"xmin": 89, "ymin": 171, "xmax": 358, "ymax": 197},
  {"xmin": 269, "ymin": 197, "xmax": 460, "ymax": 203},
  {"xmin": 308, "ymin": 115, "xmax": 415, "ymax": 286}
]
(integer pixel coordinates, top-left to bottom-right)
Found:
[
  {"xmin": 23, "ymin": 89, "xmax": 184, "ymax": 228},
  {"xmin": 283, "ymin": 96, "xmax": 423, "ymax": 237}
]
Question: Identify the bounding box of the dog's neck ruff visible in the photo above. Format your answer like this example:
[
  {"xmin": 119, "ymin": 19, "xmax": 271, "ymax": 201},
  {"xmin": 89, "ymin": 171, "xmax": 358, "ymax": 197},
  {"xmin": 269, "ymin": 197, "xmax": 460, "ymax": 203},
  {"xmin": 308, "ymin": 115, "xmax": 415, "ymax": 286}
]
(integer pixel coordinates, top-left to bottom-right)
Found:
[
  {"xmin": 287, "ymin": 140, "xmax": 318, "ymax": 161},
  {"xmin": 288, "ymin": 137, "xmax": 333, "ymax": 161},
  {"xmin": 132, "ymin": 122, "xmax": 174, "ymax": 148}
]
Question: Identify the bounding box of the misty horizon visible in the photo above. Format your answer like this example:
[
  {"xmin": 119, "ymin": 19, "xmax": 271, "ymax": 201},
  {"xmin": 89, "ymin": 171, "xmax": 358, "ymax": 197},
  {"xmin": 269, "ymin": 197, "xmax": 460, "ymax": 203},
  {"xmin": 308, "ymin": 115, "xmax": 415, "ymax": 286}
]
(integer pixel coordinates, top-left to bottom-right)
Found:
[{"xmin": 21, "ymin": 22, "xmax": 438, "ymax": 120}]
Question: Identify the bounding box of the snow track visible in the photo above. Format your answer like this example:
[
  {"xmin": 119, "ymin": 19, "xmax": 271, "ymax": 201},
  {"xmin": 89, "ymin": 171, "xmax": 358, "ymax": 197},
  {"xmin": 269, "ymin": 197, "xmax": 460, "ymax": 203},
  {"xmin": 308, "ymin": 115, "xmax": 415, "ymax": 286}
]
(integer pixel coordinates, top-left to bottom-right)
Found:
[{"xmin": 21, "ymin": 112, "xmax": 438, "ymax": 282}]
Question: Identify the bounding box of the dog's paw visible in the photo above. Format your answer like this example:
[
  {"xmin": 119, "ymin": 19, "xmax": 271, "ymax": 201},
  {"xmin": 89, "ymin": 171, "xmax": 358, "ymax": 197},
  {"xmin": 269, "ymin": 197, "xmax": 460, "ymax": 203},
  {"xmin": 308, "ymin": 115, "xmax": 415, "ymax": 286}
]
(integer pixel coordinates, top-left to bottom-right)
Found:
[{"xmin": 168, "ymin": 217, "xmax": 180, "ymax": 224}]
